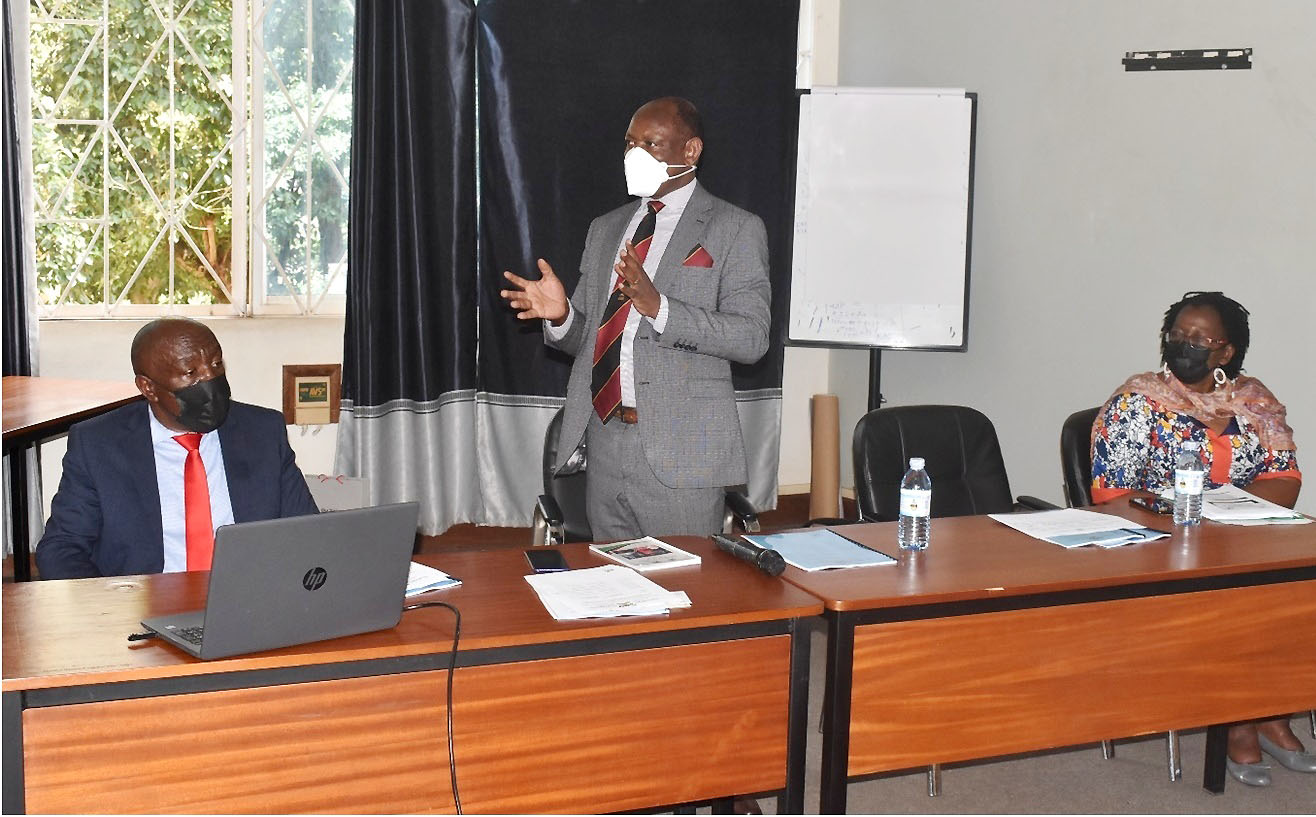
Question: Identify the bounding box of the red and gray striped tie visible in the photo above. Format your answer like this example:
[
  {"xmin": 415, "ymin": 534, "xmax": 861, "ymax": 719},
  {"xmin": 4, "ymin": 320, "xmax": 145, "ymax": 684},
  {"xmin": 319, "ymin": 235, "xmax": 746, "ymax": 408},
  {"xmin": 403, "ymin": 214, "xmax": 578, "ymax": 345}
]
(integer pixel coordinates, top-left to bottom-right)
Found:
[{"xmin": 591, "ymin": 199, "xmax": 663, "ymax": 422}]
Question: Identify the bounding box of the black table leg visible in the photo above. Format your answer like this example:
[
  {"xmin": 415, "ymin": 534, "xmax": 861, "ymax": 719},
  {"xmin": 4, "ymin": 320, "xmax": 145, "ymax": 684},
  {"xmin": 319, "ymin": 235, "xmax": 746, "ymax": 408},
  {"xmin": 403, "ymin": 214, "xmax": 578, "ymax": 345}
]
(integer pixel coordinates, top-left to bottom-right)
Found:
[
  {"xmin": 3, "ymin": 690, "xmax": 25, "ymax": 813},
  {"xmin": 1203, "ymin": 723, "xmax": 1228, "ymax": 794},
  {"xmin": 779, "ymin": 617, "xmax": 811, "ymax": 814},
  {"xmin": 819, "ymin": 612, "xmax": 854, "ymax": 814},
  {"xmin": 6, "ymin": 447, "xmax": 32, "ymax": 582}
]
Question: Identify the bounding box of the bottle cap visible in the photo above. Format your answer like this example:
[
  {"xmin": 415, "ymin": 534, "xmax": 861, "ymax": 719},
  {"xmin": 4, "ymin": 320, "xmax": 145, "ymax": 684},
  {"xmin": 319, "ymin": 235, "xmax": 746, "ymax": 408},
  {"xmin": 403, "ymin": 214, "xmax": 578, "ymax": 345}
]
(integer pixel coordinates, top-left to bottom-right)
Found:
[
  {"xmin": 909, "ymin": 457, "xmax": 925, "ymax": 469},
  {"xmin": 1182, "ymin": 441, "xmax": 1200, "ymax": 450}
]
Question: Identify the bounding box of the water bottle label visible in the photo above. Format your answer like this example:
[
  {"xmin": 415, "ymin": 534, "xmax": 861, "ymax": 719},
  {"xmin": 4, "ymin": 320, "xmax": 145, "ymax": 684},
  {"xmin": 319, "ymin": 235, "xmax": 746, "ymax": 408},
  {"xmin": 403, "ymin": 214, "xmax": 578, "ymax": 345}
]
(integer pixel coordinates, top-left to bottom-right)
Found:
[
  {"xmin": 1174, "ymin": 469, "xmax": 1204, "ymax": 495},
  {"xmin": 900, "ymin": 488, "xmax": 931, "ymax": 518}
]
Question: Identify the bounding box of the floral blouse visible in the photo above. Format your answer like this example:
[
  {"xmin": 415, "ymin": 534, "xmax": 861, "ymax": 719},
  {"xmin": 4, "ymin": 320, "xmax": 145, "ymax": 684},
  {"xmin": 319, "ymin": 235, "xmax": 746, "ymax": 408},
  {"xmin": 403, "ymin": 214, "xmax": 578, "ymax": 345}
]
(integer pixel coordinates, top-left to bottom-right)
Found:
[{"xmin": 1091, "ymin": 391, "xmax": 1300, "ymax": 502}]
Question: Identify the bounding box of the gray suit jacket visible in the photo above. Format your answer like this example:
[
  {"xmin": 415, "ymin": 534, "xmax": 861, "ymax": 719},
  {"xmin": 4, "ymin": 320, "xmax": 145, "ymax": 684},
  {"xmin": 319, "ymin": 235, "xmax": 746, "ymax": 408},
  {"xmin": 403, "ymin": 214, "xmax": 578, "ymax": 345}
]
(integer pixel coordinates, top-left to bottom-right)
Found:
[{"xmin": 547, "ymin": 183, "xmax": 771, "ymax": 488}]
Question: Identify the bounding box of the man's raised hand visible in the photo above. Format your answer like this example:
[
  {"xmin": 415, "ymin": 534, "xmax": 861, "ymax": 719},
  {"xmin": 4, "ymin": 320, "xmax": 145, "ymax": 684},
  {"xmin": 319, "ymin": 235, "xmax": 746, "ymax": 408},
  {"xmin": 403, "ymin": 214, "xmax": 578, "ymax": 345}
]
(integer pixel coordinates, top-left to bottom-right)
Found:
[{"xmin": 501, "ymin": 258, "xmax": 568, "ymax": 325}]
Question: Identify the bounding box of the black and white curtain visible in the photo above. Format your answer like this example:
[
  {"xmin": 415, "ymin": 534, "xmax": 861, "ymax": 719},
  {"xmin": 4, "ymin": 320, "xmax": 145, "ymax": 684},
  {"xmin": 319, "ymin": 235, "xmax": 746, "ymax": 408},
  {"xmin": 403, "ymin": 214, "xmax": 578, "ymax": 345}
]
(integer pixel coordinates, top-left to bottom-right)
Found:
[
  {"xmin": 3, "ymin": 0, "xmax": 41, "ymax": 556},
  {"xmin": 336, "ymin": 0, "xmax": 479, "ymax": 534},
  {"xmin": 339, "ymin": 0, "xmax": 799, "ymax": 532}
]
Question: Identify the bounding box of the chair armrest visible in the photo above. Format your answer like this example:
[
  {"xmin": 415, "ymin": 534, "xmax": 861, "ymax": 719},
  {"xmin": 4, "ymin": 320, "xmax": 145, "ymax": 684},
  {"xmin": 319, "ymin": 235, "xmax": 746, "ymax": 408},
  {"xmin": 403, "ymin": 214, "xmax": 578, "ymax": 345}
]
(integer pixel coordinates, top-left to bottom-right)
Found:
[
  {"xmin": 722, "ymin": 490, "xmax": 760, "ymax": 533},
  {"xmin": 1015, "ymin": 495, "xmax": 1060, "ymax": 511},
  {"xmin": 532, "ymin": 494, "xmax": 566, "ymax": 545}
]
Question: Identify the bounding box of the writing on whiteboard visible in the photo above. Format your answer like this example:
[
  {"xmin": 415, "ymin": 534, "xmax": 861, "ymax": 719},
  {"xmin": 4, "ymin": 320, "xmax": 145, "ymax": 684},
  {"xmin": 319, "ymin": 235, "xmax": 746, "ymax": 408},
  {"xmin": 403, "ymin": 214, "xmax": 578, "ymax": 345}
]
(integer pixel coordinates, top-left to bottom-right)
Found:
[{"xmin": 791, "ymin": 302, "xmax": 961, "ymax": 348}]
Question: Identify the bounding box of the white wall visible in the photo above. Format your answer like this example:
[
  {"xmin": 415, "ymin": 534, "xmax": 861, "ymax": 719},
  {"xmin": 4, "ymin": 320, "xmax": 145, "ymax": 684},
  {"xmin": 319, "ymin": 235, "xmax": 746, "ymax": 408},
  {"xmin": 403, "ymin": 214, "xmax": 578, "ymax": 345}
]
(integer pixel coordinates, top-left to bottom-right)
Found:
[
  {"xmin": 777, "ymin": 0, "xmax": 843, "ymax": 493},
  {"xmin": 831, "ymin": 0, "xmax": 1316, "ymax": 514},
  {"xmin": 37, "ymin": 318, "xmax": 344, "ymax": 515}
]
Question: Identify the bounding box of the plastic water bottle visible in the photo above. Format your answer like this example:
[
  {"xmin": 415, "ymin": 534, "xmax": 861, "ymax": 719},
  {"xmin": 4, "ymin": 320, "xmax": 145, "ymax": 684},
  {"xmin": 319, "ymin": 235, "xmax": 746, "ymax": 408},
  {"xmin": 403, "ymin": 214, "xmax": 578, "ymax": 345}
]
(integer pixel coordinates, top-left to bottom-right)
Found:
[
  {"xmin": 898, "ymin": 457, "xmax": 932, "ymax": 550},
  {"xmin": 1173, "ymin": 441, "xmax": 1205, "ymax": 526}
]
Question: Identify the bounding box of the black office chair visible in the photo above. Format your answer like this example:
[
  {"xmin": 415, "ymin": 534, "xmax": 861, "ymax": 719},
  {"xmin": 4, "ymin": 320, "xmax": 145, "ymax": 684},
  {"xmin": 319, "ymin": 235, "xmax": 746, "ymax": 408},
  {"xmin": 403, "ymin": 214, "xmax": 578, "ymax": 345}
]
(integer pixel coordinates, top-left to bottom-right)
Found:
[
  {"xmin": 853, "ymin": 404, "xmax": 1052, "ymax": 523},
  {"xmin": 1060, "ymin": 406, "xmax": 1100, "ymax": 509},
  {"xmin": 851, "ymin": 405, "xmax": 1052, "ymax": 796},
  {"xmin": 531, "ymin": 407, "xmax": 759, "ymax": 545}
]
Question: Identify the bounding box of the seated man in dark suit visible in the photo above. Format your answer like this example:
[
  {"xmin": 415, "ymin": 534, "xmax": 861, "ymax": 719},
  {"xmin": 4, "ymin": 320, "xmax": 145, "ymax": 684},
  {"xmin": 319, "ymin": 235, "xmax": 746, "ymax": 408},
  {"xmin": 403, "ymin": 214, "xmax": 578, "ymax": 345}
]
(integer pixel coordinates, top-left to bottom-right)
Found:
[{"xmin": 36, "ymin": 318, "xmax": 320, "ymax": 579}]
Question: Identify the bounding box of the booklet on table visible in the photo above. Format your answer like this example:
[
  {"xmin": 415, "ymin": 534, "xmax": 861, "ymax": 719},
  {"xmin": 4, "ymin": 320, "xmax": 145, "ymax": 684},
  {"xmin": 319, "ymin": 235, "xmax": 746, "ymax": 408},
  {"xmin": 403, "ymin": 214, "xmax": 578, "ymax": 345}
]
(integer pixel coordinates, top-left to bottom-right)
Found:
[
  {"xmin": 589, "ymin": 536, "xmax": 701, "ymax": 571},
  {"xmin": 743, "ymin": 528, "xmax": 896, "ymax": 571}
]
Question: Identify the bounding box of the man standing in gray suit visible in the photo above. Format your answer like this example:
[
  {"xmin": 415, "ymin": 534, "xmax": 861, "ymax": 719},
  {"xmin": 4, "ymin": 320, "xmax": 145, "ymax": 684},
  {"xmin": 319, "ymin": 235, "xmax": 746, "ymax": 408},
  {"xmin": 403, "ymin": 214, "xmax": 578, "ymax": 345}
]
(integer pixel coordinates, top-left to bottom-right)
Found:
[{"xmin": 501, "ymin": 97, "xmax": 771, "ymax": 540}]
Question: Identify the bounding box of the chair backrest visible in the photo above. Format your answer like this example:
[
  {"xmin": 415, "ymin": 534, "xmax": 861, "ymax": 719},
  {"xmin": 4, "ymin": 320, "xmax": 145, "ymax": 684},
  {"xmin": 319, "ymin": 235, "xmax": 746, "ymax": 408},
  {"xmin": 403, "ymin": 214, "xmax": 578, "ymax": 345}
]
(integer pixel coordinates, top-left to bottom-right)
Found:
[
  {"xmin": 542, "ymin": 407, "xmax": 592, "ymax": 542},
  {"xmin": 852, "ymin": 405, "xmax": 1014, "ymax": 522},
  {"xmin": 1060, "ymin": 406, "xmax": 1100, "ymax": 508}
]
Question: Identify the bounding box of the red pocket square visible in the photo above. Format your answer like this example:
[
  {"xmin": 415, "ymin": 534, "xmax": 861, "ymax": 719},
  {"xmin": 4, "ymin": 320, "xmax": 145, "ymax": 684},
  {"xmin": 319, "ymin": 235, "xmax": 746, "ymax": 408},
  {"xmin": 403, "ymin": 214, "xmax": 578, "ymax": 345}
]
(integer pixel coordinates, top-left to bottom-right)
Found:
[{"xmin": 683, "ymin": 244, "xmax": 714, "ymax": 268}]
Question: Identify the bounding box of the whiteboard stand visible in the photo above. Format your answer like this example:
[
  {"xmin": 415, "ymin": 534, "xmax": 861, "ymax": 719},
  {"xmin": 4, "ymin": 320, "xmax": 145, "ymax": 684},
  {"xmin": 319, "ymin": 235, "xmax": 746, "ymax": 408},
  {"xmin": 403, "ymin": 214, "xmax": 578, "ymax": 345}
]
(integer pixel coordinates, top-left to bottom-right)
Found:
[{"xmin": 868, "ymin": 350, "xmax": 884, "ymax": 413}]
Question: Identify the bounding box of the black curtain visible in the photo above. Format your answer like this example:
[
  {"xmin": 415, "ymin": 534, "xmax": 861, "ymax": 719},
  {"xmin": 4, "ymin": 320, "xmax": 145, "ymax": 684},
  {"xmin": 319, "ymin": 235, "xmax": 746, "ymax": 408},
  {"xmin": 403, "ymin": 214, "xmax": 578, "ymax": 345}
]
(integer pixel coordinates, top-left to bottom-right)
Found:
[
  {"xmin": 3, "ymin": 0, "xmax": 31, "ymax": 378},
  {"xmin": 475, "ymin": 0, "xmax": 800, "ymax": 399},
  {"xmin": 342, "ymin": 0, "xmax": 478, "ymax": 409}
]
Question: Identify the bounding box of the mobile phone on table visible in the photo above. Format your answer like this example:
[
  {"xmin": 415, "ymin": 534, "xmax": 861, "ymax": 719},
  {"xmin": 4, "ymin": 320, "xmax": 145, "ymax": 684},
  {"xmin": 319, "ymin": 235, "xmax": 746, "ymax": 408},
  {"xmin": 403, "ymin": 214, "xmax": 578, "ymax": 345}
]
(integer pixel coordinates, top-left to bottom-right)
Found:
[
  {"xmin": 1130, "ymin": 496, "xmax": 1174, "ymax": 515},
  {"xmin": 525, "ymin": 549, "xmax": 570, "ymax": 573}
]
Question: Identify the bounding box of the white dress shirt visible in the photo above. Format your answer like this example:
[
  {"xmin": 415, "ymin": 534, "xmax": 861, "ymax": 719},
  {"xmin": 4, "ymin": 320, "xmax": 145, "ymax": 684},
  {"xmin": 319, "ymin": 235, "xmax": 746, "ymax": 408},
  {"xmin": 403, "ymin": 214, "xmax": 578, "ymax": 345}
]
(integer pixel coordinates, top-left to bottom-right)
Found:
[
  {"xmin": 547, "ymin": 179, "xmax": 697, "ymax": 407},
  {"xmin": 148, "ymin": 408, "xmax": 236, "ymax": 572}
]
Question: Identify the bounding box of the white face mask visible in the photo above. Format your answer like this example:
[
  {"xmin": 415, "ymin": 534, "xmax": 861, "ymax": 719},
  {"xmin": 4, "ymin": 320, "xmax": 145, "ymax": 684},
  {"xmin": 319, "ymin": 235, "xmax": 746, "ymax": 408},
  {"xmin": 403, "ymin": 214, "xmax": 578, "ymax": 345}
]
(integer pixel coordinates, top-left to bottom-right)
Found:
[{"xmin": 624, "ymin": 146, "xmax": 694, "ymax": 198}]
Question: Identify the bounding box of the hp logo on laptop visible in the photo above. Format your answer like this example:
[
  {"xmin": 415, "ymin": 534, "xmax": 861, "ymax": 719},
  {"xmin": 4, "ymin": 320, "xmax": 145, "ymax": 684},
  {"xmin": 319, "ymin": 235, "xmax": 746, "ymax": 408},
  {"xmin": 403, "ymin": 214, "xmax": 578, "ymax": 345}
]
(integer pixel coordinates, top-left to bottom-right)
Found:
[{"xmin": 302, "ymin": 567, "xmax": 328, "ymax": 591}]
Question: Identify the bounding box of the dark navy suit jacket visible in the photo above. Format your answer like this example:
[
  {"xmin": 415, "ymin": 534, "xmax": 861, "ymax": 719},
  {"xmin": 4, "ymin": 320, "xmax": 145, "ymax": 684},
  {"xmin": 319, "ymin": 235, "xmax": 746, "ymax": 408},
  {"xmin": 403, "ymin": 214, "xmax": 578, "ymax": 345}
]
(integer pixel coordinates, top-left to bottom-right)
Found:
[{"xmin": 35, "ymin": 400, "xmax": 320, "ymax": 579}]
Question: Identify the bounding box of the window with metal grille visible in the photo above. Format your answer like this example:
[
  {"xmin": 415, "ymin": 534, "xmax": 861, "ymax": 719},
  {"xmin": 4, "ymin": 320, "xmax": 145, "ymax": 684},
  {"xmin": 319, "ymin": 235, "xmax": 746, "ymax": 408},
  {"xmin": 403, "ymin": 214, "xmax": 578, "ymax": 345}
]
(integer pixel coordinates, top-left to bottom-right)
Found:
[{"xmin": 28, "ymin": 0, "xmax": 352, "ymax": 317}]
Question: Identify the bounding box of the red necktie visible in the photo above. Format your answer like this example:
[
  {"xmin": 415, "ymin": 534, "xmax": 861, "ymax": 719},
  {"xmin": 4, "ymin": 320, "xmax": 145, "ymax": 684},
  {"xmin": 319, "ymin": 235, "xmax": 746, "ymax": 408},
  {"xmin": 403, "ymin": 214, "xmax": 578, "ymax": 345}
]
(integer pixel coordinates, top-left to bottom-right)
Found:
[
  {"xmin": 174, "ymin": 433, "xmax": 214, "ymax": 571},
  {"xmin": 591, "ymin": 200, "xmax": 663, "ymax": 422}
]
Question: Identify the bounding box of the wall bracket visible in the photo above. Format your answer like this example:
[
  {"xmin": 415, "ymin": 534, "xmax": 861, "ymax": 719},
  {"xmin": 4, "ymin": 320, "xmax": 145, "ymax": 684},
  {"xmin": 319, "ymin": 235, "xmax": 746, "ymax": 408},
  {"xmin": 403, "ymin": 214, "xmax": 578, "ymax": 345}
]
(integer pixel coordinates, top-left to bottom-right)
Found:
[{"xmin": 1123, "ymin": 48, "xmax": 1251, "ymax": 72}]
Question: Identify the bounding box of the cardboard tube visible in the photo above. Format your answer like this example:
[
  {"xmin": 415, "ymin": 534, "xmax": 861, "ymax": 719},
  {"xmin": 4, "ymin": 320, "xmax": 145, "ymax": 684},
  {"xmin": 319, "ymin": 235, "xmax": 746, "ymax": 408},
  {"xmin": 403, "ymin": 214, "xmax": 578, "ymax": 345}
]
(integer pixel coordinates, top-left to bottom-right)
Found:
[{"xmin": 809, "ymin": 394, "xmax": 841, "ymax": 521}]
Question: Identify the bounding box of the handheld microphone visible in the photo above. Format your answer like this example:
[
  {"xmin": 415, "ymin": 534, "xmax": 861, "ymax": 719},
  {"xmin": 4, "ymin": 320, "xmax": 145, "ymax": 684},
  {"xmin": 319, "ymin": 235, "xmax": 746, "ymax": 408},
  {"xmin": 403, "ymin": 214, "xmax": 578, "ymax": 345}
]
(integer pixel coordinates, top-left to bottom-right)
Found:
[{"xmin": 712, "ymin": 534, "xmax": 786, "ymax": 577}]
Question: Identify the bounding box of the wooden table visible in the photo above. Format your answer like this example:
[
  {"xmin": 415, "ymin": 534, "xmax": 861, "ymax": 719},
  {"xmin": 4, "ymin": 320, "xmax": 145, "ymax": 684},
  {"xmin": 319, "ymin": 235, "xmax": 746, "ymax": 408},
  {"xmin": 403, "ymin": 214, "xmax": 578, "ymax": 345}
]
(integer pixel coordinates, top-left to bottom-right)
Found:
[
  {"xmin": 2, "ymin": 540, "xmax": 821, "ymax": 814},
  {"xmin": 3, "ymin": 376, "xmax": 143, "ymax": 581},
  {"xmin": 783, "ymin": 502, "xmax": 1316, "ymax": 813}
]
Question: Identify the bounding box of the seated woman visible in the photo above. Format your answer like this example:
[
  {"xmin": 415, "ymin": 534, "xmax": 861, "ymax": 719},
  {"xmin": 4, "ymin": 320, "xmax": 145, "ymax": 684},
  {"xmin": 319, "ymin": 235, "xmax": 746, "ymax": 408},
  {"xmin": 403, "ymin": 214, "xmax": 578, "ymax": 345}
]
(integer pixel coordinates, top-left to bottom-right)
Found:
[{"xmin": 1090, "ymin": 291, "xmax": 1311, "ymax": 788}]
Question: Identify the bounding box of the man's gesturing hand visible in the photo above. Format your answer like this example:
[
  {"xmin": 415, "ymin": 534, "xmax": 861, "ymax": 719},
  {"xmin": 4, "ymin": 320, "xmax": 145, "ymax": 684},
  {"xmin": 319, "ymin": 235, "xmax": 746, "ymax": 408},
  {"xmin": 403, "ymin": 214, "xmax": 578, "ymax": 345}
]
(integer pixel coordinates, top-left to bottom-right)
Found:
[
  {"xmin": 615, "ymin": 240, "xmax": 660, "ymax": 318},
  {"xmin": 501, "ymin": 258, "xmax": 568, "ymax": 325}
]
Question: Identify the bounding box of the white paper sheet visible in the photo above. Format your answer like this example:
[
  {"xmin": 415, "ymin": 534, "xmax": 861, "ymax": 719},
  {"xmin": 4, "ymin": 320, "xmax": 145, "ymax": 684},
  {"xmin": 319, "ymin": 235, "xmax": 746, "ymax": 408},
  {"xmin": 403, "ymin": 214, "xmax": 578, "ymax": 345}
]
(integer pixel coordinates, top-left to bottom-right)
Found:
[
  {"xmin": 989, "ymin": 509, "xmax": 1169, "ymax": 548},
  {"xmin": 406, "ymin": 562, "xmax": 462, "ymax": 597},
  {"xmin": 1196, "ymin": 484, "xmax": 1310, "ymax": 524},
  {"xmin": 524, "ymin": 565, "xmax": 692, "ymax": 620}
]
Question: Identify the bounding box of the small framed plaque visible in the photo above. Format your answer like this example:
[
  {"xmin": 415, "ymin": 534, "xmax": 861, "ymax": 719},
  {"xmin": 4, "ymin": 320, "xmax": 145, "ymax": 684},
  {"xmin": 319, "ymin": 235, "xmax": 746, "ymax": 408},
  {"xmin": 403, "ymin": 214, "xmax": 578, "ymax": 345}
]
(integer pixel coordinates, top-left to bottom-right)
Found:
[{"xmin": 282, "ymin": 364, "xmax": 341, "ymax": 425}]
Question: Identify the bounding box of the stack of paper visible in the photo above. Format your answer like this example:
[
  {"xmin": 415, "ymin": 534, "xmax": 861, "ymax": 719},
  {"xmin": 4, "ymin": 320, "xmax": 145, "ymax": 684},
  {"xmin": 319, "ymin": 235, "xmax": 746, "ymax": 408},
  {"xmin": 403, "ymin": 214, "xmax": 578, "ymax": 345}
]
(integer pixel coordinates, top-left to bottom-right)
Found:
[
  {"xmin": 524, "ymin": 565, "xmax": 692, "ymax": 620},
  {"xmin": 743, "ymin": 529, "xmax": 895, "ymax": 571},
  {"xmin": 1196, "ymin": 485, "xmax": 1311, "ymax": 526},
  {"xmin": 989, "ymin": 509, "xmax": 1170, "ymax": 548},
  {"xmin": 406, "ymin": 562, "xmax": 462, "ymax": 597}
]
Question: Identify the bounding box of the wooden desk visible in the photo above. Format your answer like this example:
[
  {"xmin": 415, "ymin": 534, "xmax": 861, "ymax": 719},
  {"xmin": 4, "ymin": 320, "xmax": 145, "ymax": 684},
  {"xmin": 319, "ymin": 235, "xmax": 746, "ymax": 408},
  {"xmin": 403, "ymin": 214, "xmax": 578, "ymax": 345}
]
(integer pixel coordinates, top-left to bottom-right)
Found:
[
  {"xmin": 783, "ymin": 503, "xmax": 1316, "ymax": 813},
  {"xmin": 3, "ymin": 376, "xmax": 143, "ymax": 581},
  {"xmin": 2, "ymin": 540, "xmax": 821, "ymax": 814}
]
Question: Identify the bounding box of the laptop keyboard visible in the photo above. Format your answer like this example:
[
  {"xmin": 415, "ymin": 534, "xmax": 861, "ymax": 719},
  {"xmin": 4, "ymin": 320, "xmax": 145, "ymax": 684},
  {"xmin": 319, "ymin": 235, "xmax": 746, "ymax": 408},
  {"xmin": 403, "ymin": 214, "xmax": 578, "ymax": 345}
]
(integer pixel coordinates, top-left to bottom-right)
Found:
[{"xmin": 174, "ymin": 626, "xmax": 205, "ymax": 645}]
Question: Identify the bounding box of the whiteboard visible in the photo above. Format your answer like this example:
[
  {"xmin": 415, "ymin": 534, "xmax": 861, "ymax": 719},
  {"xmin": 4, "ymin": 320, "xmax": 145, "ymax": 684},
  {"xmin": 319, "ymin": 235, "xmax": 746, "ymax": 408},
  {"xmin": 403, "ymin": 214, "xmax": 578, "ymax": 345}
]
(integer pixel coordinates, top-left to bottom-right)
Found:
[{"xmin": 789, "ymin": 87, "xmax": 975, "ymax": 349}]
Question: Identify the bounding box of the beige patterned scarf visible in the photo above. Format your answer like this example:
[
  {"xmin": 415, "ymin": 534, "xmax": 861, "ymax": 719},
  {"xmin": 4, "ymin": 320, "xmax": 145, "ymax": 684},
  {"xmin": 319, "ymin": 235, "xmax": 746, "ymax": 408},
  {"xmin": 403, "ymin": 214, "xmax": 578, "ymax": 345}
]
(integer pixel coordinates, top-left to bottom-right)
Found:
[{"xmin": 1109, "ymin": 370, "xmax": 1295, "ymax": 451}]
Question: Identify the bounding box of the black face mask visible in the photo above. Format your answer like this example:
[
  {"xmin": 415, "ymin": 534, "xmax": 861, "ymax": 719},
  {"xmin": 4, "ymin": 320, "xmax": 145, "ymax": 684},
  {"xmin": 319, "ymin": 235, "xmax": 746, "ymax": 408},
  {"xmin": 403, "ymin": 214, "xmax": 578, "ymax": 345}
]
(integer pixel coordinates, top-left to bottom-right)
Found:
[
  {"xmin": 1164, "ymin": 341, "xmax": 1213, "ymax": 384},
  {"xmin": 170, "ymin": 374, "xmax": 231, "ymax": 433}
]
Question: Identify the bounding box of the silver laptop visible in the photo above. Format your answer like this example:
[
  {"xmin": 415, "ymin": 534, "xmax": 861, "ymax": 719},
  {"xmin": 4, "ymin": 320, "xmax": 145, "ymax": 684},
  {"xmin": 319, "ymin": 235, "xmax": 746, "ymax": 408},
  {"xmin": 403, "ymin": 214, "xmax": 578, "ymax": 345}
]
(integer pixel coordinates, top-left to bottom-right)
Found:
[{"xmin": 141, "ymin": 502, "xmax": 419, "ymax": 660}]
